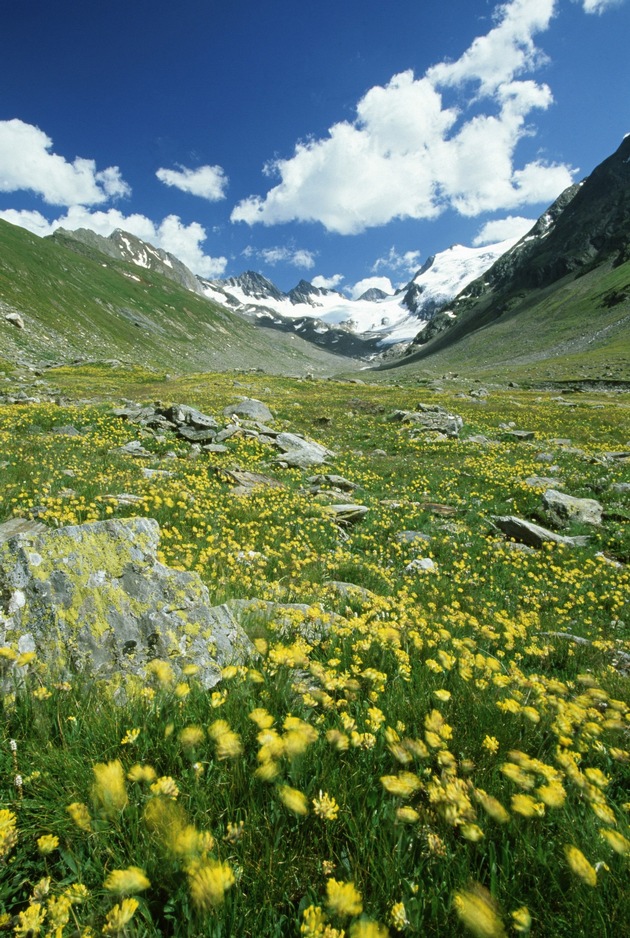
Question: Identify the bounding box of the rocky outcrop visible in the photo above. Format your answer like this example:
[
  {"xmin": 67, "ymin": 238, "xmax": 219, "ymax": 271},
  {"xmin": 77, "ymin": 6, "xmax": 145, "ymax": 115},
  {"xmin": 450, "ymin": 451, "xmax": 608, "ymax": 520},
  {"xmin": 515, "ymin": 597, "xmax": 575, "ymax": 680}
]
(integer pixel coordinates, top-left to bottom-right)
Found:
[{"xmin": 0, "ymin": 517, "xmax": 253, "ymax": 691}]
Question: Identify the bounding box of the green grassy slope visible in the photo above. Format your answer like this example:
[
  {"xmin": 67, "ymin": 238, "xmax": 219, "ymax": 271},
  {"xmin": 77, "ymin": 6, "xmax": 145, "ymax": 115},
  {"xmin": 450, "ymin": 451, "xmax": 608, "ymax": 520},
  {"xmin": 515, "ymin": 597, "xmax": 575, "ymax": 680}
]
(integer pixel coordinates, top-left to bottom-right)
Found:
[
  {"xmin": 0, "ymin": 220, "xmax": 357, "ymax": 376},
  {"xmin": 378, "ymin": 258, "xmax": 630, "ymax": 383}
]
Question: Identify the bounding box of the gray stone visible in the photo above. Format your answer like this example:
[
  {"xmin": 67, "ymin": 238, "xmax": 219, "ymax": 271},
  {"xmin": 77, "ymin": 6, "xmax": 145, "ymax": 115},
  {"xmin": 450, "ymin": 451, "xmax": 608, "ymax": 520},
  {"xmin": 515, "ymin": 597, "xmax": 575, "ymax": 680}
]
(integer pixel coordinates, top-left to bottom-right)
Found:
[
  {"xmin": 324, "ymin": 504, "xmax": 369, "ymax": 524},
  {"xmin": 5, "ymin": 313, "xmax": 24, "ymax": 329},
  {"xmin": 224, "ymin": 398, "xmax": 274, "ymax": 423},
  {"xmin": 492, "ymin": 515, "xmax": 590, "ymax": 548},
  {"xmin": 0, "ymin": 518, "xmax": 48, "ymax": 544},
  {"xmin": 273, "ymin": 432, "xmax": 334, "ymax": 468},
  {"xmin": 611, "ymin": 482, "xmax": 630, "ymax": 494},
  {"xmin": 165, "ymin": 404, "xmax": 219, "ymax": 430},
  {"xmin": 393, "ymin": 409, "xmax": 463, "ymax": 438},
  {"xmin": 307, "ymin": 474, "xmax": 358, "ymax": 492},
  {"xmin": 405, "ymin": 557, "xmax": 436, "ymax": 573},
  {"xmin": 543, "ymin": 489, "xmax": 603, "ymax": 526},
  {"xmin": 396, "ymin": 531, "xmax": 432, "ymax": 545},
  {"xmin": 524, "ymin": 476, "xmax": 564, "ymax": 489},
  {"xmin": 202, "ymin": 444, "xmax": 229, "ymax": 454},
  {"xmin": 117, "ymin": 440, "xmax": 153, "ymax": 458},
  {"xmin": 0, "ymin": 518, "xmax": 253, "ymax": 691},
  {"xmin": 503, "ymin": 430, "xmax": 535, "ymax": 441}
]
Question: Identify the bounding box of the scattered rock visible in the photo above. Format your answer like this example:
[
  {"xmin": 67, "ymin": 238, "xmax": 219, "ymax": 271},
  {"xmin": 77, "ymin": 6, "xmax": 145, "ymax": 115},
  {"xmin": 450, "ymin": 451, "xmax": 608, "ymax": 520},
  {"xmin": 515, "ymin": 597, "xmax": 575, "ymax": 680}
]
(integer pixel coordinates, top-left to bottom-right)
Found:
[
  {"xmin": 503, "ymin": 430, "xmax": 535, "ymax": 441},
  {"xmin": 117, "ymin": 441, "xmax": 153, "ymax": 458},
  {"xmin": 392, "ymin": 408, "xmax": 463, "ymax": 438},
  {"xmin": 405, "ymin": 557, "xmax": 436, "ymax": 573},
  {"xmin": 307, "ymin": 474, "xmax": 358, "ymax": 493},
  {"xmin": 5, "ymin": 313, "xmax": 25, "ymax": 329},
  {"xmin": 396, "ymin": 531, "xmax": 432, "ymax": 545},
  {"xmin": 524, "ymin": 476, "xmax": 564, "ymax": 488},
  {"xmin": 323, "ymin": 504, "xmax": 369, "ymax": 525},
  {"xmin": 0, "ymin": 518, "xmax": 253, "ymax": 690},
  {"xmin": 273, "ymin": 432, "xmax": 334, "ymax": 468},
  {"xmin": 611, "ymin": 482, "xmax": 630, "ymax": 494},
  {"xmin": 492, "ymin": 515, "xmax": 590, "ymax": 548},
  {"xmin": 224, "ymin": 398, "xmax": 274, "ymax": 423},
  {"xmin": 214, "ymin": 468, "xmax": 285, "ymax": 494},
  {"xmin": 202, "ymin": 444, "xmax": 229, "ymax": 454},
  {"xmin": 543, "ymin": 490, "xmax": 603, "ymax": 527}
]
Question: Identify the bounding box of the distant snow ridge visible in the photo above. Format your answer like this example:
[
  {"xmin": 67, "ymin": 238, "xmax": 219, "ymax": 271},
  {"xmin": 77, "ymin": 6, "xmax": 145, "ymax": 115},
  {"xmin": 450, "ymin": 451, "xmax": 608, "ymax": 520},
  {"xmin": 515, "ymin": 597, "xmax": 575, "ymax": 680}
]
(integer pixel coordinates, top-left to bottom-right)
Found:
[{"xmin": 202, "ymin": 237, "xmax": 519, "ymax": 347}]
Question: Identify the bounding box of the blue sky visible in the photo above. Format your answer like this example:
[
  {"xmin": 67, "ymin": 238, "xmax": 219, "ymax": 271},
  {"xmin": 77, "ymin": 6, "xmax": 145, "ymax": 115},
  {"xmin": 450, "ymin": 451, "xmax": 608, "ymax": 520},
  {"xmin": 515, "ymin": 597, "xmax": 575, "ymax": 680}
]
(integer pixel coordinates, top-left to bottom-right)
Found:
[{"xmin": 1, "ymin": 0, "xmax": 628, "ymax": 296}]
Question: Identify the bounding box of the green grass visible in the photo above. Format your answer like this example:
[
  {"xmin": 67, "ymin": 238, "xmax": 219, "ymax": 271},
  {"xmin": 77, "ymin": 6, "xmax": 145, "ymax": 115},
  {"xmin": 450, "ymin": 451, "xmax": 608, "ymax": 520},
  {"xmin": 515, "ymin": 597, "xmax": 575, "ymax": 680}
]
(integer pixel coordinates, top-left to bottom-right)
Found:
[{"xmin": 0, "ymin": 370, "xmax": 629, "ymax": 937}]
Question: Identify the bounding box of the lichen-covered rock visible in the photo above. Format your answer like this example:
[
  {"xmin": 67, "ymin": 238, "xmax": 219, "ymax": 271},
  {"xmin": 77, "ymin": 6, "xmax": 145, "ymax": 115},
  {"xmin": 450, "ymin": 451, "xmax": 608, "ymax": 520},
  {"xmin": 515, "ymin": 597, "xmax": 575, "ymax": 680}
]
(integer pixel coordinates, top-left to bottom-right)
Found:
[
  {"xmin": 0, "ymin": 517, "xmax": 253, "ymax": 691},
  {"xmin": 543, "ymin": 489, "xmax": 603, "ymax": 526}
]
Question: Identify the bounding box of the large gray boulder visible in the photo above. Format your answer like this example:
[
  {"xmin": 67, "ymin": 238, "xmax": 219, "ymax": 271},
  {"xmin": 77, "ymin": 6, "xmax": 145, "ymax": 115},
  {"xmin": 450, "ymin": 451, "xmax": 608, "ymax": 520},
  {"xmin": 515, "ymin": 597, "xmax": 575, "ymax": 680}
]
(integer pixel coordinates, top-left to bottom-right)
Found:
[
  {"xmin": 543, "ymin": 489, "xmax": 603, "ymax": 527},
  {"xmin": 0, "ymin": 517, "xmax": 253, "ymax": 691}
]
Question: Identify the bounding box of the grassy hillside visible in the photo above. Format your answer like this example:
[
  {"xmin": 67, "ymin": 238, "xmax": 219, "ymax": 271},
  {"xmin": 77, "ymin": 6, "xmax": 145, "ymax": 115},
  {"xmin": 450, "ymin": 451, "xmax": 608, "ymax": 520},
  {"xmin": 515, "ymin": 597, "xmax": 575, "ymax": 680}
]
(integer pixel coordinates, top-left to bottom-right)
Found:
[
  {"xmin": 0, "ymin": 220, "xmax": 358, "ymax": 377},
  {"xmin": 381, "ymin": 258, "xmax": 630, "ymax": 384},
  {"xmin": 0, "ymin": 368, "xmax": 628, "ymax": 936}
]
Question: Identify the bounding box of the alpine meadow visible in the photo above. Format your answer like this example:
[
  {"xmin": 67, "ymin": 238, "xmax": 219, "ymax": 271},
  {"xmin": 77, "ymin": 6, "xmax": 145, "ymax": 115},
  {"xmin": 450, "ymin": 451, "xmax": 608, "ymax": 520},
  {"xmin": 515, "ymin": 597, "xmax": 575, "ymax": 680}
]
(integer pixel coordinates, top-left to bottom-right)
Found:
[{"xmin": 1, "ymin": 1, "xmax": 630, "ymax": 936}]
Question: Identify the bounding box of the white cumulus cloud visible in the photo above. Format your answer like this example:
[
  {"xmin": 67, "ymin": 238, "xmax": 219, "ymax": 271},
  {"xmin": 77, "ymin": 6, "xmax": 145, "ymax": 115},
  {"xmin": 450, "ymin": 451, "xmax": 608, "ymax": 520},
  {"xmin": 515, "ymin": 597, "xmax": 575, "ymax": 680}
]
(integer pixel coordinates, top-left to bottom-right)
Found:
[
  {"xmin": 473, "ymin": 215, "xmax": 536, "ymax": 245},
  {"xmin": 0, "ymin": 206, "xmax": 227, "ymax": 278},
  {"xmin": 372, "ymin": 247, "xmax": 422, "ymax": 275},
  {"xmin": 231, "ymin": 0, "xmax": 575, "ymax": 234},
  {"xmin": 156, "ymin": 163, "xmax": 228, "ymax": 201},
  {"xmin": 311, "ymin": 273, "xmax": 344, "ymax": 290},
  {"xmin": 581, "ymin": 0, "xmax": 624, "ymax": 12},
  {"xmin": 241, "ymin": 244, "xmax": 316, "ymax": 269},
  {"xmin": 349, "ymin": 276, "xmax": 394, "ymax": 300},
  {"xmin": 0, "ymin": 119, "xmax": 130, "ymax": 206}
]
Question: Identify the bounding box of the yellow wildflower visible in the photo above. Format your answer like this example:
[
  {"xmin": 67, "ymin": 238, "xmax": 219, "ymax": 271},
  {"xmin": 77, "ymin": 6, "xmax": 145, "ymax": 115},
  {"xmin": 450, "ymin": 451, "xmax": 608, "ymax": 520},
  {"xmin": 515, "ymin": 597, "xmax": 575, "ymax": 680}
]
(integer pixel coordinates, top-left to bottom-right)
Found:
[
  {"xmin": 150, "ymin": 776, "xmax": 179, "ymax": 799},
  {"xmin": 390, "ymin": 900, "xmax": 409, "ymax": 929},
  {"xmin": 482, "ymin": 736, "xmax": 500, "ymax": 754},
  {"xmin": 349, "ymin": 921, "xmax": 389, "ymax": 937},
  {"xmin": 179, "ymin": 725, "xmax": 205, "ymax": 748},
  {"xmin": 473, "ymin": 790, "xmax": 510, "ymax": 824},
  {"xmin": 37, "ymin": 834, "xmax": 59, "ymax": 855},
  {"xmin": 32, "ymin": 877, "xmax": 51, "ymax": 901},
  {"xmin": 102, "ymin": 898, "xmax": 139, "ymax": 934},
  {"xmin": 120, "ymin": 728, "xmax": 140, "ymax": 745},
  {"xmin": 187, "ymin": 859, "xmax": 235, "ymax": 909},
  {"xmin": 564, "ymin": 845, "xmax": 597, "ymax": 886},
  {"xmin": 103, "ymin": 866, "xmax": 151, "ymax": 894},
  {"xmin": 599, "ymin": 828, "xmax": 630, "ymax": 854},
  {"xmin": 396, "ymin": 806, "xmax": 420, "ymax": 824},
  {"xmin": 326, "ymin": 878, "xmax": 363, "ymax": 917},
  {"xmin": 453, "ymin": 885, "xmax": 506, "ymax": 937},
  {"xmin": 127, "ymin": 764, "xmax": 157, "ymax": 784},
  {"xmin": 14, "ymin": 902, "xmax": 46, "ymax": 937},
  {"xmin": 278, "ymin": 784, "xmax": 309, "ymax": 815},
  {"xmin": 536, "ymin": 781, "xmax": 566, "ymax": 809},
  {"xmin": 249, "ymin": 707, "xmax": 275, "ymax": 729},
  {"xmin": 0, "ymin": 809, "xmax": 18, "ymax": 859},
  {"xmin": 46, "ymin": 895, "xmax": 72, "ymax": 931},
  {"xmin": 92, "ymin": 760, "xmax": 128, "ymax": 816},
  {"xmin": 67, "ymin": 801, "xmax": 92, "ymax": 832},
  {"xmin": 312, "ymin": 791, "xmax": 340, "ymax": 821},
  {"xmin": 380, "ymin": 772, "xmax": 422, "ymax": 798},
  {"xmin": 511, "ymin": 794, "xmax": 545, "ymax": 818},
  {"xmin": 511, "ymin": 907, "xmax": 532, "ymax": 934}
]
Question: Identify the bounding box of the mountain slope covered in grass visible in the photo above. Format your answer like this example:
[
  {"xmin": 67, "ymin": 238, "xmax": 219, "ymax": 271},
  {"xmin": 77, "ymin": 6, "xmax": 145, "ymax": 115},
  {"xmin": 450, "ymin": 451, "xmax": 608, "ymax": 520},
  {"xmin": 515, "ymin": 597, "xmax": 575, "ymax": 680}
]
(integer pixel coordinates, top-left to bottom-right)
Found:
[{"xmin": 0, "ymin": 220, "xmax": 359, "ymax": 376}]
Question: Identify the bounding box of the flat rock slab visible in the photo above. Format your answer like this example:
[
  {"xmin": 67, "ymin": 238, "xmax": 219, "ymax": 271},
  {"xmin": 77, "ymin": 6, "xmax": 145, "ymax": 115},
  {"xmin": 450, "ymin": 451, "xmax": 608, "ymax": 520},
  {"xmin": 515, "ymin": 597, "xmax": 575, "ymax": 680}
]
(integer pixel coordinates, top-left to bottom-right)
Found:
[
  {"xmin": 0, "ymin": 517, "xmax": 253, "ymax": 690},
  {"xmin": 492, "ymin": 515, "xmax": 590, "ymax": 548}
]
